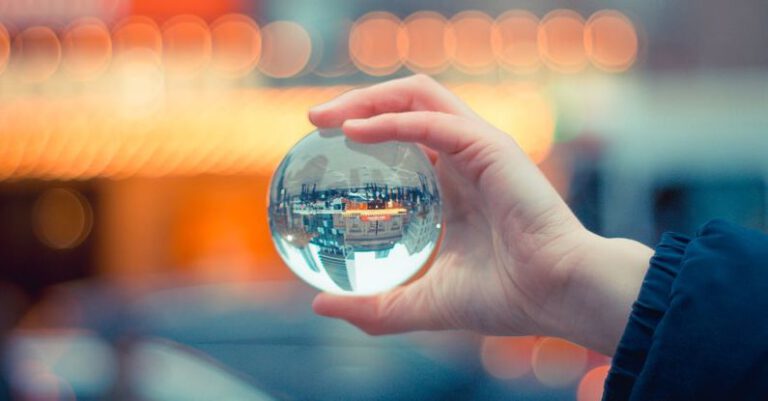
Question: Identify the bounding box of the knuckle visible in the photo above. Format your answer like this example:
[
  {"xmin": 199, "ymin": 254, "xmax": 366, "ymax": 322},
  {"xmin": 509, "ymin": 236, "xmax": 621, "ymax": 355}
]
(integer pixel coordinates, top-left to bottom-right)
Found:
[{"xmin": 410, "ymin": 73, "xmax": 438, "ymax": 87}]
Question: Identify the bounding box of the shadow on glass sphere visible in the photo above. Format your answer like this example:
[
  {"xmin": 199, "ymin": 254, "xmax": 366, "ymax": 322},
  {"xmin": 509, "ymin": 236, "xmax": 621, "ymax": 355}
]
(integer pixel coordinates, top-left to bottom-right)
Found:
[{"xmin": 268, "ymin": 128, "xmax": 442, "ymax": 295}]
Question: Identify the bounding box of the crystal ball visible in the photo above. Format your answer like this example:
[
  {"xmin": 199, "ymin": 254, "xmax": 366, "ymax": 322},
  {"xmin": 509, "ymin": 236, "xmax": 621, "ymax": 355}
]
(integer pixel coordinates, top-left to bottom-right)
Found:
[{"xmin": 268, "ymin": 128, "xmax": 442, "ymax": 295}]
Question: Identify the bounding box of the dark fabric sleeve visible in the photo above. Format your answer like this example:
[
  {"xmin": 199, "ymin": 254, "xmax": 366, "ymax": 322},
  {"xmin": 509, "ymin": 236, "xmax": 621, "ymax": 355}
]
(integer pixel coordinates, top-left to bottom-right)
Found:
[{"xmin": 603, "ymin": 219, "xmax": 768, "ymax": 401}]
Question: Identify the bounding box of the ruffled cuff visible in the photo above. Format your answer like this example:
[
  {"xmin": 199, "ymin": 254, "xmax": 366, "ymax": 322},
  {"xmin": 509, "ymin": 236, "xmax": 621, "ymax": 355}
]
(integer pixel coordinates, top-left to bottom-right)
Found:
[{"xmin": 602, "ymin": 232, "xmax": 691, "ymax": 401}]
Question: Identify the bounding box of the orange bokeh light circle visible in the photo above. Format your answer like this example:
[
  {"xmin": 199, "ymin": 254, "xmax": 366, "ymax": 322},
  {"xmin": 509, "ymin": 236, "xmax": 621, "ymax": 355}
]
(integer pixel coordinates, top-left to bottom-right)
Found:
[
  {"xmin": 448, "ymin": 10, "xmax": 496, "ymax": 74},
  {"xmin": 112, "ymin": 16, "xmax": 163, "ymax": 60},
  {"xmin": 12, "ymin": 26, "xmax": 62, "ymax": 83},
  {"xmin": 402, "ymin": 11, "xmax": 451, "ymax": 74},
  {"xmin": 584, "ymin": 10, "xmax": 638, "ymax": 72},
  {"xmin": 349, "ymin": 11, "xmax": 407, "ymax": 76},
  {"xmin": 258, "ymin": 21, "xmax": 312, "ymax": 78},
  {"xmin": 0, "ymin": 24, "xmax": 10, "ymax": 75},
  {"xmin": 481, "ymin": 336, "xmax": 537, "ymax": 379},
  {"xmin": 161, "ymin": 14, "xmax": 212, "ymax": 78},
  {"xmin": 491, "ymin": 10, "xmax": 540, "ymax": 74},
  {"xmin": 210, "ymin": 13, "xmax": 261, "ymax": 79},
  {"xmin": 538, "ymin": 9, "xmax": 587, "ymax": 73},
  {"xmin": 62, "ymin": 18, "xmax": 113, "ymax": 80},
  {"xmin": 531, "ymin": 337, "xmax": 588, "ymax": 387},
  {"xmin": 577, "ymin": 365, "xmax": 611, "ymax": 401}
]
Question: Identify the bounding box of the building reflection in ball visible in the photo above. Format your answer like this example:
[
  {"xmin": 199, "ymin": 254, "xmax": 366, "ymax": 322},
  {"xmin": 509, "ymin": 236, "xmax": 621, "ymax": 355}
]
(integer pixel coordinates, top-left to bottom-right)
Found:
[{"xmin": 268, "ymin": 129, "xmax": 442, "ymax": 295}]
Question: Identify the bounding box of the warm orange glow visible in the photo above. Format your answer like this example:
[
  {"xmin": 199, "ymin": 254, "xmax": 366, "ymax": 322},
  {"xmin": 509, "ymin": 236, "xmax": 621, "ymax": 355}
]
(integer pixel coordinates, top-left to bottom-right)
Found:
[
  {"xmin": 259, "ymin": 21, "xmax": 312, "ymax": 78},
  {"xmin": 454, "ymin": 82, "xmax": 555, "ymax": 163},
  {"xmin": 0, "ymin": 82, "xmax": 555, "ymax": 180},
  {"xmin": 161, "ymin": 14, "xmax": 212, "ymax": 78},
  {"xmin": 538, "ymin": 9, "xmax": 587, "ymax": 73},
  {"xmin": 448, "ymin": 11, "xmax": 496, "ymax": 74},
  {"xmin": 0, "ymin": 24, "xmax": 9, "ymax": 75},
  {"xmin": 577, "ymin": 365, "xmax": 610, "ymax": 401},
  {"xmin": 585, "ymin": 10, "xmax": 638, "ymax": 72},
  {"xmin": 32, "ymin": 188, "xmax": 93, "ymax": 250},
  {"xmin": 210, "ymin": 14, "xmax": 261, "ymax": 79},
  {"xmin": 62, "ymin": 18, "xmax": 112, "ymax": 80},
  {"xmin": 112, "ymin": 48, "xmax": 166, "ymax": 121},
  {"xmin": 349, "ymin": 12, "xmax": 407, "ymax": 76},
  {"xmin": 12, "ymin": 26, "xmax": 62, "ymax": 83},
  {"xmin": 403, "ymin": 11, "xmax": 451, "ymax": 74},
  {"xmin": 129, "ymin": 0, "xmax": 247, "ymax": 23},
  {"xmin": 492, "ymin": 10, "xmax": 540, "ymax": 73},
  {"xmin": 112, "ymin": 16, "xmax": 163, "ymax": 59},
  {"xmin": 481, "ymin": 336, "xmax": 537, "ymax": 379},
  {"xmin": 531, "ymin": 337, "xmax": 588, "ymax": 387}
]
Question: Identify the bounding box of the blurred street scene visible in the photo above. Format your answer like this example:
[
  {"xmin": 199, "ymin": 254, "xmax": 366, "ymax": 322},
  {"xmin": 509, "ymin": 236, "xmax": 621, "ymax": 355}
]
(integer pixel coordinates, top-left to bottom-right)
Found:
[{"xmin": 0, "ymin": 0, "xmax": 766, "ymax": 400}]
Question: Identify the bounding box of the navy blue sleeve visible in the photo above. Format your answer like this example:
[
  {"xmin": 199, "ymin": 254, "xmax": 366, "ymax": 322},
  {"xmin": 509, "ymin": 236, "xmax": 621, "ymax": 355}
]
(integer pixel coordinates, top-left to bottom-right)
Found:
[{"xmin": 603, "ymin": 219, "xmax": 768, "ymax": 401}]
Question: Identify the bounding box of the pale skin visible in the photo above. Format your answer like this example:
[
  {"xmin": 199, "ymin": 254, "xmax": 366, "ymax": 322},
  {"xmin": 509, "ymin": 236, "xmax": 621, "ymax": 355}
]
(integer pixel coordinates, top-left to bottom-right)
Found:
[{"xmin": 308, "ymin": 75, "xmax": 653, "ymax": 356}]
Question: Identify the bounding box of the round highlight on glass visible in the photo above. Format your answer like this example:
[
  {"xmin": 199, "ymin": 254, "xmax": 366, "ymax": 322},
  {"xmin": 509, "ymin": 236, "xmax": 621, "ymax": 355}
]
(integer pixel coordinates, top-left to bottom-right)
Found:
[{"xmin": 268, "ymin": 128, "xmax": 442, "ymax": 295}]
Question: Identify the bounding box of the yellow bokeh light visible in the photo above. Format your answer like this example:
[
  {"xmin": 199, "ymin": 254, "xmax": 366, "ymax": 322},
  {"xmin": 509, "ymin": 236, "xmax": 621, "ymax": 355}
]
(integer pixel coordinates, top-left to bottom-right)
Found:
[
  {"xmin": 0, "ymin": 82, "xmax": 556, "ymax": 180},
  {"xmin": 454, "ymin": 83, "xmax": 556, "ymax": 163}
]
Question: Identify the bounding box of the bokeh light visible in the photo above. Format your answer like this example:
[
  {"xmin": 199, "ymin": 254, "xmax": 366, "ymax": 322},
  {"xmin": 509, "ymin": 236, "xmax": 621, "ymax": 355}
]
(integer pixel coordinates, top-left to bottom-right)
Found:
[
  {"xmin": 210, "ymin": 14, "xmax": 261, "ymax": 79},
  {"xmin": 531, "ymin": 337, "xmax": 588, "ymax": 387},
  {"xmin": 349, "ymin": 12, "xmax": 407, "ymax": 76},
  {"xmin": 62, "ymin": 18, "xmax": 113, "ymax": 80},
  {"xmin": 0, "ymin": 23, "xmax": 10, "ymax": 75},
  {"xmin": 455, "ymin": 83, "xmax": 555, "ymax": 163},
  {"xmin": 112, "ymin": 16, "xmax": 163, "ymax": 59},
  {"xmin": 8, "ymin": 332, "xmax": 117, "ymax": 399},
  {"xmin": 313, "ymin": 19, "xmax": 356, "ymax": 78},
  {"xmin": 32, "ymin": 188, "xmax": 94, "ymax": 250},
  {"xmin": 481, "ymin": 336, "xmax": 537, "ymax": 379},
  {"xmin": 161, "ymin": 14, "xmax": 212, "ymax": 78},
  {"xmin": 113, "ymin": 48, "xmax": 166, "ymax": 120},
  {"xmin": 259, "ymin": 21, "xmax": 312, "ymax": 78},
  {"xmin": 585, "ymin": 10, "xmax": 638, "ymax": 72},
  {"xmin": 538, "ymin": 10, "xmax": 587, "ymax": 73},
  {"xmin": 403, "ymin": 11, "xmax": 451, "ymax": 74},
  {"xmin": 577, "ymin": 365, "xmax": 610, "ymax": 401},
  {"xmin": 492, "ymin": 10, "xmax": 540, "ymax": 74},
  {"xmin": 12, "ymin": 26, "xmax": 62, "ymax": 83},
  {"xmin": 449, "ymin": 11, "xmax": 496, "ymax": 74}
]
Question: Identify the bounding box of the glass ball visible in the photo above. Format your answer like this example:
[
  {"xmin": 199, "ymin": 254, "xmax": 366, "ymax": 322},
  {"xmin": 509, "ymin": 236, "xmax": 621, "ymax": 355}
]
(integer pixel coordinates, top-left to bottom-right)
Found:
[{"xmin": 268, "ymin": 128, "xmax": 442, "ymax": 295}]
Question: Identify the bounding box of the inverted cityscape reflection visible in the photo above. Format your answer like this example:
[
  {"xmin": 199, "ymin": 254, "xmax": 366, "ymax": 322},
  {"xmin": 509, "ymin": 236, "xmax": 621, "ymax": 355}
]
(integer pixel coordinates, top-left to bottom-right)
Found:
[{"xmin": 268, "ymin": 129, "xmax": 442, "ymax": 295}]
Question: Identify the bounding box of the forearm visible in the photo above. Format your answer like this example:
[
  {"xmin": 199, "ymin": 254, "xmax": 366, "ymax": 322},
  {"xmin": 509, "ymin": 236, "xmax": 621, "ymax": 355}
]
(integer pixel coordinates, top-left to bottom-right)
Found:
[{"xmin": 545, "ymin": 233, "xmax": 653, "ymax": 355}]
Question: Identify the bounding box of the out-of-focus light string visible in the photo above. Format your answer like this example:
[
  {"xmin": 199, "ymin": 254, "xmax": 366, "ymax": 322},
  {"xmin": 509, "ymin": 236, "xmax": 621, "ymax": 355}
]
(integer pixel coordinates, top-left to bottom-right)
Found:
[
  {"xmin": 0, "ymin": 9, "xmax": 638, "ymax": 81},
  {"xmin": 0, "ymin": 82, "xmax": 556, "ymax": 180}
]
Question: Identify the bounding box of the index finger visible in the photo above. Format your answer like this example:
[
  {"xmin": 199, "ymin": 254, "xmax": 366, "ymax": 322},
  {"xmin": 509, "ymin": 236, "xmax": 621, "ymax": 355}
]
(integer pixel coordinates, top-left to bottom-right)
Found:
[{"xmin": 308, "ymin": 74, "xmax": 476, "ymax": 128}]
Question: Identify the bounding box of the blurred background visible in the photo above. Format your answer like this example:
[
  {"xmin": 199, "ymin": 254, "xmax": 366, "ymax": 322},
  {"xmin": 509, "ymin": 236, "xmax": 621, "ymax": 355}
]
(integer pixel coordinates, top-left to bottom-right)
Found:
[{"xmin": 0, "ymin": 0, "xmax": 766, "ymax": 400}]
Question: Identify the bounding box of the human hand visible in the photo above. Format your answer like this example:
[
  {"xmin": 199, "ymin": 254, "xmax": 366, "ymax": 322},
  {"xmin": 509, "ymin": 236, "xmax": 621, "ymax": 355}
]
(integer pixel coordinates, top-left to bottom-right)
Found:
[{"xmin": 308, "ymin": 75, "xmax": 652, "ymax": 354}]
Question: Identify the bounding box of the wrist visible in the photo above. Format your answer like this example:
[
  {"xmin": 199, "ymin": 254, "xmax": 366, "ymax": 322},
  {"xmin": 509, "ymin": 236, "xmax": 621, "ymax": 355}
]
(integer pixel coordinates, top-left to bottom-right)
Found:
[{"xmin": 541, "ymin": 232, "xmax": 653, "ymax": 355}]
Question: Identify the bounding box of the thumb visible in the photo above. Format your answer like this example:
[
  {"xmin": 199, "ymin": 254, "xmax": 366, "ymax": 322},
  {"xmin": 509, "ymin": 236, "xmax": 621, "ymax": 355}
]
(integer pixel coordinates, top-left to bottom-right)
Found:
[{"xmin": 312, "ymin": 280, "xmax": 444, "ymax": 335}]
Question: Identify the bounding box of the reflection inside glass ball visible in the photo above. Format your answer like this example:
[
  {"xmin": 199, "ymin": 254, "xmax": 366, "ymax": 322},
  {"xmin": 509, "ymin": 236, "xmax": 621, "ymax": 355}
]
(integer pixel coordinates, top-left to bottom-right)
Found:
[{"xmin": 268, "ymin": 128, "xmax": 442, "ymax": 295}]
